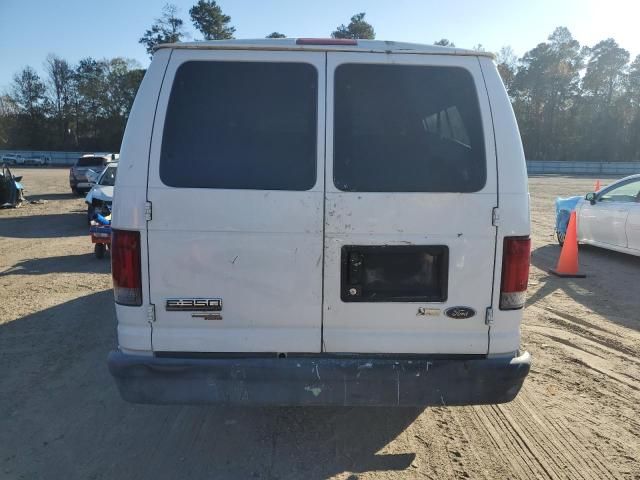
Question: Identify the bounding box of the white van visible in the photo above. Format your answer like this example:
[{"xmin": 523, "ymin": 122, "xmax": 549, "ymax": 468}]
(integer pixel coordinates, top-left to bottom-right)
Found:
[{"xmin": 108, "ymin": 38, "xmax": 531, "ymax": 406}]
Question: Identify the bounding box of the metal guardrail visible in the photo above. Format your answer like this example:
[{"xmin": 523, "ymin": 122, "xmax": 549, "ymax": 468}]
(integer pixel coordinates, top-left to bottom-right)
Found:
[
  {"xmin": 527, "ymin": 161, "xmax": 640, "ymax": 175},
  {"xmin": 0, "ymin": 150, "xmax": 115, "ymax": 166},
  {"xmin": 2, "ymin": 150, "xmax": 640, "ymax": 174}
]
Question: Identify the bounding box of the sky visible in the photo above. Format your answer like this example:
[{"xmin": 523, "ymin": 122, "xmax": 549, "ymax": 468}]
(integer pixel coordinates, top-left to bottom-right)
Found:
[{"xmin": 1, "ymin": 0, "xmax": 639, "ymax": 89}]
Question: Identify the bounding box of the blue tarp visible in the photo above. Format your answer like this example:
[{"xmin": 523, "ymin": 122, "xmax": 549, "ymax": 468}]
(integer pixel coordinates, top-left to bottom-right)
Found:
[{"xmin": 555, "ymin": 195, "xmax": 581, "ymax": 234}]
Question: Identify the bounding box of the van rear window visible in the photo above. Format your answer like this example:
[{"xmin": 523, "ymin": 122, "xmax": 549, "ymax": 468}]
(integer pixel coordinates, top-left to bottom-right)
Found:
[
  {"xmin": 77, "ymin": 157, "xmax": 104, "ymax": 167},
  {"xmin": 334, "ymin": 64, "xmax": 486, "ymax": 192},
  {"xmin": 160, "ymin": 61, "xmax": 318, "ymax": 190}
]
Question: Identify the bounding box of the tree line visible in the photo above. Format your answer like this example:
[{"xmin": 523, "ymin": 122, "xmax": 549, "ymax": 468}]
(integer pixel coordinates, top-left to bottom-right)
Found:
[
  {"xmin": 501, "ymin": 27, "xmax": 640, "ymax": 162},
  {"xmin": 0, "ymin": 56, "xmax": 144, "ymax": 152},
  {"xmin": 137, "ymin": 3, "xmax": 375, "ymax": 54},
  {"xmin": 1, "ymin": 1, "xmax": 638, "ymax": 161}
]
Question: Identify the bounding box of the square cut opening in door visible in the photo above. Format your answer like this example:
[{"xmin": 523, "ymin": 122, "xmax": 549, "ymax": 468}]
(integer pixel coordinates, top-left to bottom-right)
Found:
[{"xmin": 341, "ymin": 245, "xmax": 449, "ymax": 302}]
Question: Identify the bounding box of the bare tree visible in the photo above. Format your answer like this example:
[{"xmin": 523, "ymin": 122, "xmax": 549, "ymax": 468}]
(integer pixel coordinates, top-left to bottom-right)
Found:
[
  {"xmin": 139, "ymin": 4, "xmax": 185, "ymax": 57},
  {"xmin": 11, "ymin": 67, "xmax": 47, "ymax": 117},
  {"xmin": 496, "ymin": 46, "xmax": 518, "ymax": 90},
  {"xmin": 45, "ymin": 54, "xmax": 74, "ymax": 146}
]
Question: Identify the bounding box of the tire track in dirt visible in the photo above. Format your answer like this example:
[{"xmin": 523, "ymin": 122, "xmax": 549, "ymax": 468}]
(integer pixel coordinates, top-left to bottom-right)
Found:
[
  {"xmin": 546, "ymin": 409, "xmax": 621, "ymax": 479},
  {"xmin": 485, "ymin": 402, "xmax": 567, "ymax": 479},
  {"xmin": 430, "ymin": 406, "xmax": 488, "ymax": 480},
  {"xmin": 536, "ymin": 308, "xmax": 639, "ymax": 359},
  {"xmin": 476, "ymin": 403, "xmax": 554, "ymax": 478},
  {"xmin": 523, "ymin": 322, "xmax": 640, "ymax": 447},
  {"xmin": 407, "ymin": 409, "xmax": 463, "ymax": 479},
  {"xmin": 541, "ymin": 306, "xmax": 611, "ymax": 334},
  {"xmin": 526, "ymin": 303, "xmax": 639, "ymax": 352},
  {"xmin": 525, "ymin": 315, "xmax": 640, "ymax": 392},
  {"xmin": 476, "ymin": 391, "xmax": 620, "ymax": 480},
  {"xmin": 514, "ymin": 388, "xmax": 619, "ymax": 479},
  {"xmin": 532, "ymin": 326, "xmax": 640, "ymax": 370},
  {"xmin": 469, "ymin": 406, "xmax": 538, "ymax": 478}
]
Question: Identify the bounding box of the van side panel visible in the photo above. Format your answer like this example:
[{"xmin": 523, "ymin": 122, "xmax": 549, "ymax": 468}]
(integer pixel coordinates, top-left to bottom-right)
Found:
[
  {"xmin": 478, "ymin": 57, "xmax": 531, "ymax": 355},
  {"xmin": 114, "ymin": 49, "xmax": 171, "ymax": 225},
  {"xmin": 112, "ymin": 49, "xmax": 172, "ymax": 354}
]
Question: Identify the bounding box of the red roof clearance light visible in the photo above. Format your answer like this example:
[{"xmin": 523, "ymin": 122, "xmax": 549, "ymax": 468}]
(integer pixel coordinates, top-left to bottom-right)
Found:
[{"xmin": 296, "ymin": 38, "xmax": 358, "ymax": 46}]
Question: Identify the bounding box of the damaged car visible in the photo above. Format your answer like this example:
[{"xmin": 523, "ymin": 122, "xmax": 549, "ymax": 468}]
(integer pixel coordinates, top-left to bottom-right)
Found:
[
  {"xmin": 0, "ymin": 165, "xmax": 25, "ymax": 208},
  {"xmin": 555, "ymin": 174, "xmax": 640, "ymax": 256},
  {"xmin": 70, "ymin": 153, "xmax": 118, "ymax": 195},
  {"xmin": 85, "ymin": 162, "xmax": 117, "ymax": 223}
]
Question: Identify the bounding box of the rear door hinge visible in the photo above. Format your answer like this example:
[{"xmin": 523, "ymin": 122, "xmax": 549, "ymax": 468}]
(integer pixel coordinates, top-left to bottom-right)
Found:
[
  {"xmin": 147, "ymin": 304, "xmax": 156, "ymax": 322},
  {"xmin": 144, "ymin": 201, "xmax": 152, "ymax": 221},
  {"xmin": 485, "ymin": 307, "xmax": 494, "ymax": 325},
  {"xmin": 492, "ymin": 207, "xmax": 500, "ymax": 226}
]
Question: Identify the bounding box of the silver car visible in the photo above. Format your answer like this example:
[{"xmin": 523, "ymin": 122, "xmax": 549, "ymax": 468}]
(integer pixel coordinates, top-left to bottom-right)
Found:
[{"xmin": 69, "ymin": 154, "xmax": 117, "ymax": 195}]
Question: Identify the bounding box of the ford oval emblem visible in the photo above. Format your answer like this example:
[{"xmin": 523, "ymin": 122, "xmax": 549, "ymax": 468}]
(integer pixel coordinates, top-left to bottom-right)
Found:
[{"xmin": 445, "ymin": 306, "xmax": 476, "ymax": 319}]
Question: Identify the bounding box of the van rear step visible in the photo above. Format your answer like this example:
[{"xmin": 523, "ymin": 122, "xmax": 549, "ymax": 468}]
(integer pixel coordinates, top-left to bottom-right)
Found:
[{"xmin": 108, "ymin": 351, "xmax": 531, "ymax": 406}]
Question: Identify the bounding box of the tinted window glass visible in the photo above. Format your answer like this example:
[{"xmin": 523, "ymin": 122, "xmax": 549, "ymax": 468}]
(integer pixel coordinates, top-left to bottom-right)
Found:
[
  {"xmin": 334, "ymin": 64, "xmax": 486, "ymax": 192},
  {"xmin": 160, "ymin": 61, "xmax": 318, "ymax": 190},
  {"xmin": 77, "ymin": 157, "xmax": 105, "ymax": 167},
  {"xmin": 99, "ymin": 166, "xmax": 117, "ymax": 186},
  {"xmin": 600, "ymin": 180, "xmax": 640, "ymax": 203}
]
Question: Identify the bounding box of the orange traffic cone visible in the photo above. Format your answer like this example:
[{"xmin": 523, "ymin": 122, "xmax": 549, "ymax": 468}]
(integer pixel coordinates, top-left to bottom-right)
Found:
[
  {"xmin": 595, "ymin": 179, "xmax": 601, "ymax": 191},
  {"xmin": 550, "ymin": 211, "xmax": 586, "ymax": 278}
]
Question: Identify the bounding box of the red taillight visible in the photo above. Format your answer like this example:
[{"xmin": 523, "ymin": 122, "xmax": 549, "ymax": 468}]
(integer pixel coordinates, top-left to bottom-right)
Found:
[
  {"xmin": 500, "ymin": 237, "xmax": 531, "ymax": 310},
  {"xmin": 111, "ymin": 229, "xmax": 142, "ymax": 306},
  {"xmin": 296, "ymin": 38, "xmax": 357, "ymax": 46}
]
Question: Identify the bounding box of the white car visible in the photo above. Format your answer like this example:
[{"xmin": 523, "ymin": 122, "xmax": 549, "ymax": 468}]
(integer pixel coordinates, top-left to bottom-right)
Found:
[
  {"xmin": 85, "ymin": 162, "xmax": 117, "ymax": 222},
  {"xmin": 577, "ymin": 175, "xmax": 640, "ymax": 255},
  {"xmin": 1, "ymin": 154, "xmax": 25, "ymax": 165},
  {"xmin": 24, "ymin": 156, "xmax": 47, "ymax": 166},
  {"xmin": 1, "ymin": 154, "xmax": 47, "ymax": 166},
  {"xmin": 107, "ymin": 38, "xmax": 531, "ymax": 407}
]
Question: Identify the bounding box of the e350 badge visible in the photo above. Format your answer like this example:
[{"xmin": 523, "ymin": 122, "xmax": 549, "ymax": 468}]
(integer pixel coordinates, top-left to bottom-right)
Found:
[{"xmin": 166, "ymin": 298, "xmax": 223, "ymax": 320}]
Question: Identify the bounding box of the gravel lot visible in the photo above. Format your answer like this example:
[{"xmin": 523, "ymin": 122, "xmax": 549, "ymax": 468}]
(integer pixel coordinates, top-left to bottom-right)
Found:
[{"xmin": 1, "ymin": 168, "xmax": 638, "ymax": 480}]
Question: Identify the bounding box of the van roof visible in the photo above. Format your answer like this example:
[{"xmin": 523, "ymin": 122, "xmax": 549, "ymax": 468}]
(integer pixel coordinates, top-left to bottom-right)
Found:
[{"xmin": 157, "ymin": 38, "xmax": 495, "ymax": 59}]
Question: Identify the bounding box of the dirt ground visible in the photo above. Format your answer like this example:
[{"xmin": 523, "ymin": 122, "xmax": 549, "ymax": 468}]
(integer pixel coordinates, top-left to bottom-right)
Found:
[{"xmin": 1, "ymin": 169, "xmax": 638, "ymax": 480}]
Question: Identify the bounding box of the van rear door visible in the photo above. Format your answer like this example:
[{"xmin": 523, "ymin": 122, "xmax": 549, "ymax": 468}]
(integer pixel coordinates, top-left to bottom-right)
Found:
[
  {"xmin": 322, "ymin": 53, "xmax": 497, "ymax": 354},
  {"xmin": 146, "ymin": 50, "xmax": 325, "ymax": 353}
]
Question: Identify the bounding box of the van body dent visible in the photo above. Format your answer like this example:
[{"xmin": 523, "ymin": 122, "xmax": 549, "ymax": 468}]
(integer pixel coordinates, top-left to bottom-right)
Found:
[{"xmin": 108, "ymin": 39, "xmax": 531, "ymax": 406}]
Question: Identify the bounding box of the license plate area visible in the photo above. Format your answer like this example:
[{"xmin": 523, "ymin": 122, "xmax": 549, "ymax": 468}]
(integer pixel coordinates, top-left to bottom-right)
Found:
[{"xmin": 341, "ymin": 245, "xmax": 449, "ymax": 302}]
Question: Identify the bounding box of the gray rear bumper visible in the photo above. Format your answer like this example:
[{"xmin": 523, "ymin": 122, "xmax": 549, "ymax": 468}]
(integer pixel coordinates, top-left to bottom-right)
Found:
[{"xmin": 108, "ymin": 351, "xmax": 531, "ymax": 407}]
